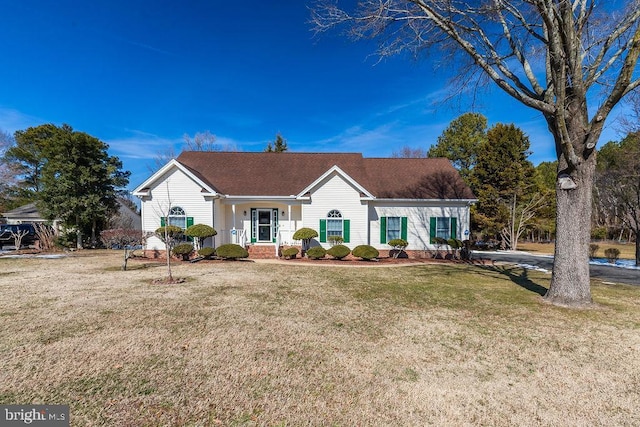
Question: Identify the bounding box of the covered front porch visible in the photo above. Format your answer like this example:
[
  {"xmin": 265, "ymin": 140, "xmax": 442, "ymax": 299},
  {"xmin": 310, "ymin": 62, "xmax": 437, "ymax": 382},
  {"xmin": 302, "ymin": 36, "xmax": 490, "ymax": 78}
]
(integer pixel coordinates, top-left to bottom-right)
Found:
[{"xmin": 215, "ymin": 199, "xmax": 303, "ymax": 257}]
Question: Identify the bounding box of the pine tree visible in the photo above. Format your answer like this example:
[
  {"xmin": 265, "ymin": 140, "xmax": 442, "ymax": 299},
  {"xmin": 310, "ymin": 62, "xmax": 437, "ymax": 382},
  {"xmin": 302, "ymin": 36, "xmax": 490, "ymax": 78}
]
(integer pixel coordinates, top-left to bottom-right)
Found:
[
  {"xmin": 265, "ymin": 133, "xmax": 288, "ymax": 152},
  {"xmin": 471, "ymin": 124, "xmax": 536, "ymax": 240}
]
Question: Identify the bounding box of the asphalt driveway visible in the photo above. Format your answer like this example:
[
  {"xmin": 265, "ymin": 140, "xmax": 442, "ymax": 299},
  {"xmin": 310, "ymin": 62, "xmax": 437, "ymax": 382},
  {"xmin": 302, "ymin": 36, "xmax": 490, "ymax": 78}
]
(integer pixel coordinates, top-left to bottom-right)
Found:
[{"xmin": 473, "ymin": 251, "xmax": 640, "ymax": 286}]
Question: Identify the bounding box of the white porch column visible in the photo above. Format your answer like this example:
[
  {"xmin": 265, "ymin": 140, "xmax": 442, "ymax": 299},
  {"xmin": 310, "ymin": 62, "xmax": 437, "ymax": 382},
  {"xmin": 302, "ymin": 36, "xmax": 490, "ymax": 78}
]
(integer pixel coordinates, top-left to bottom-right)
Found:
[
  {"xmin": 232, "ymin": 204, "xmax": 236, "ymax": 229},
  {"xmin": 288, "ymin": 205, "xmax": 292, "ymax": 244},
  {"xmin": 212, "ymin": 199, "xmax": 217, "ymax": 248}
]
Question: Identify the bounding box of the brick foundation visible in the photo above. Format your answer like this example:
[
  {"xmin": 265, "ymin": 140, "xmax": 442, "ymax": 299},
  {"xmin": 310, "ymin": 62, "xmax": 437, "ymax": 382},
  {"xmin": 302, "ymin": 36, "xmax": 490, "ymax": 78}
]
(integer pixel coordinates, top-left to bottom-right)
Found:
[{"xmin": 142, "ymin": 247, "xmax": 438, "ymax": 260}]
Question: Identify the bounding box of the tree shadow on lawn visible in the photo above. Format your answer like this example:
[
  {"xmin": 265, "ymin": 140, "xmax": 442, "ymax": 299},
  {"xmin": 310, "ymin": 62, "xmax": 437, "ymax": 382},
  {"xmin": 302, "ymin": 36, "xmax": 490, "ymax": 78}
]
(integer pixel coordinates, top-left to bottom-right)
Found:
[{"xmin": 475, "ymin": 263, "xmax": 549, "ymax": 296}]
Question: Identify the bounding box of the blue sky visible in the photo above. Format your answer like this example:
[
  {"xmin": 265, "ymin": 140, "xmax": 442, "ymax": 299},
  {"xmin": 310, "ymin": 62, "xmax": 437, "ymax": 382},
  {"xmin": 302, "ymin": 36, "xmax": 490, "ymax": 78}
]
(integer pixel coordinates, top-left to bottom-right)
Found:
[{"xmin": 0, "ymin": 1, "xmax": 626, "ymax": 191}]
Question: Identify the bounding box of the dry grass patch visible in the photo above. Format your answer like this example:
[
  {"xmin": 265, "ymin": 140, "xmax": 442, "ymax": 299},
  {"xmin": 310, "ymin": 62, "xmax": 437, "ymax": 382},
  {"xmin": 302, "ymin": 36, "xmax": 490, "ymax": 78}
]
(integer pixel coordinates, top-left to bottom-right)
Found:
[
  {"xmin": 519, "ymin": 241, "xmax": 636, "ymax": 259},
  {"xmin": 0, "ymin": 251, "xmax": 639, "ymax": 426}
]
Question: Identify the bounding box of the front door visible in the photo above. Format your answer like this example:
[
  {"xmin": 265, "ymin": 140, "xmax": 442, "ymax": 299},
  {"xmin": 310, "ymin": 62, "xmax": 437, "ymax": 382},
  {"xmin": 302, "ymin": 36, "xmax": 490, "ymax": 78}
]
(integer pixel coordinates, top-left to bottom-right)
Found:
[{"xmin": 257, "ymin": 209, "xmax": 272, "ymax": 242}]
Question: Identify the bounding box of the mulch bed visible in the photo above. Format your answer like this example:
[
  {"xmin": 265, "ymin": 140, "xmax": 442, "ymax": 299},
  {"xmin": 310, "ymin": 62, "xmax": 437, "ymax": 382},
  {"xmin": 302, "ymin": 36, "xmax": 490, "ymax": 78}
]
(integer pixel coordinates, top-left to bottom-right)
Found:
[{"xmin": 279, "ymin": 256, "xmax": 490, "ymax": 266}]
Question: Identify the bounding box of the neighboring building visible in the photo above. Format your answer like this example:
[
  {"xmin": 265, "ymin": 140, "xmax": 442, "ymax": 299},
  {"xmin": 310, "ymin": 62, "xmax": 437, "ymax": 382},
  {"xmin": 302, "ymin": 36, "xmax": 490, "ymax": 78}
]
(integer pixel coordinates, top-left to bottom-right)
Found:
[
  {"xmin": 109, "ymin": 199, "xmax": 142, "ymax": 230},
  {"xmin": 133, "ymin": 152, "xmax": 476, "ymax": 258},
  {"xmin": 1, "ymin": 203, "xmax": 53, "ymax": 226},
  {"xmin": 0, "ymin": 200, "xmax": 140, "ymax": 230}
]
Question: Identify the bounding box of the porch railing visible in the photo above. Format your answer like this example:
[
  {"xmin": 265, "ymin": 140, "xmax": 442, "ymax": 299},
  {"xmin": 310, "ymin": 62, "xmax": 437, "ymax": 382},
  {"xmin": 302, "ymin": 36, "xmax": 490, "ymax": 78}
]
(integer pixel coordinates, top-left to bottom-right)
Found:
[{"xmin": 228, "ymin": 228, "xmax": 247, "ymax": 246}]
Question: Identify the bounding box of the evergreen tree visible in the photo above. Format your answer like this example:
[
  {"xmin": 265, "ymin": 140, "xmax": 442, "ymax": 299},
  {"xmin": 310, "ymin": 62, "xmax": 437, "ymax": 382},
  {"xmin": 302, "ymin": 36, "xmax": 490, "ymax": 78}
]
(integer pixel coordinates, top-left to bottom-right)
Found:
[
  {"xmin": 265, "ymin": 133, "xmax": 288, "ymax": 152},
  {"xmin": 427, "ymin": 112, "xmax": 487, "ymax": 184},
  {"xmin": 35, "ymin": 124, "xmax": 130, "ymax": 247},
  {"xmin": 531, "ymin": 161, "xmax": 557, "ymax": 241},
  {"xmin": 471, "ymin": 124, "xmax": 536, "ymax": 240},
  {"xmin": 3, "ymin": 124, "xmax": 58, "ymax": 196}
]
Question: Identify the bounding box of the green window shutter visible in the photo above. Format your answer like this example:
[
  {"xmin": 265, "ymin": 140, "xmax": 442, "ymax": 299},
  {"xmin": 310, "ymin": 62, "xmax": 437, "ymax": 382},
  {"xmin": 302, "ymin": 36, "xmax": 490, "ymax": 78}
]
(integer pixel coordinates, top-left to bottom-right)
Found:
[
  {"xmin": 343, "ymin": 219, "xmax": 350, "ymax": 243},
  {"xmin": 272, "ymin": 209, "xmax": 278, "ymax": 243},
  {"xmin": 429, "ymin": 217, "xmax": 436, "ymax": 244},
  {"xmin": 319, "ymin": 219, "xmax": 327, "ymax": 243},
  {"xmin": 380, "ymin": 216, "xmax": 387, "ymax": 244},
  {"xmin": 185, "ymin": 217, "xmax": 195, "ymax": 242},
  {"xmin": 160, "ymin": 217, "xmax": 166, "ymax": 227},
  {"xmin": 450, "ymin": 217, "xmax": 457, "ymax": 239},
  {"xmin": 401, "ymin": 217, "xmax": 408, "ymax": 240},
  {"xmin": 250, "ymin": 208, "xmax": 257, "ymax": 243}
]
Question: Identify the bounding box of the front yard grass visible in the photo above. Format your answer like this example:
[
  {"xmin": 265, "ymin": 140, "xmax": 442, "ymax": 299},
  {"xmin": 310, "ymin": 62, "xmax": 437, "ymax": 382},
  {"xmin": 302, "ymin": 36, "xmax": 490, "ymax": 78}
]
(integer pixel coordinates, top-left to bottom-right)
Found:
[{"xmin": 0, "ymin": 251, "xmax": 638, "ymax": 426}]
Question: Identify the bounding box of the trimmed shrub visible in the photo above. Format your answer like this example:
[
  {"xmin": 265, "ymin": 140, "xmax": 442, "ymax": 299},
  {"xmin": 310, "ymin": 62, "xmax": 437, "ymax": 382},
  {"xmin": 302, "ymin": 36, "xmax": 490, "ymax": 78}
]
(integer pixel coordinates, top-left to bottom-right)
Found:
[
  {"xmin": 198, "ymin": 246, "xmax": 216, "ymax": 259},
  {"xmin": 388, "ymin": 238, "xmax": 408, "ymax": 259},
  {"xmin": 185, "ymin": 224, "xmax": 217, "ymax": 238},
  {"xmin": 434, "ymin": 237, "xmax": 448, "ymax": 245},
  {"xmin": 292, "ymin": 227, "xmax": 318, "ymax": 240},
  {"xmin": 216, "ymin": 244, "xmax": 249, "ymax": 260},
  {"xmin": 306, "ymin": 246, "xmax": 327, "ymax": 259},
  {"xmin": 589, "ymin": 243, "xmax": 599, "ymax": 259},
  {"xmin": 282, "ymin": 247, "xmax": 299, "ymax": 259},
  {"xmin": 155, "ymin": 225, "xmax": 184, "ymax": 239},
  {"xmin": 328, "ymin": 235, "xmax": 344, "ymax": 245},
  {"xmin": 352, "ymin": 245, "xmax": 379, "ymax": 260},
  {"xmin": 604, "ymin": 247, "xmax": 620, "ymax": 263},
  {"xmin": 172, "ymin": 243, "xmax": 194, "ymax": 260},
  {"xmin": 447, "ymin": 238, "xmax": 463, "ymax": 249},
  {"xmin": 327, "ymin": 244, "xmax": 351, "ymax": 260},
  {"xmin": 185, "ymin": 224, "xmax": 217, "ymax": 250},
  {"xmin": 293, "ymin": 227, "xmax": 318, "ymax": 254},
  {"xmin": 388, "ymin": 238, "xmax": 408, "ymax": 249}
]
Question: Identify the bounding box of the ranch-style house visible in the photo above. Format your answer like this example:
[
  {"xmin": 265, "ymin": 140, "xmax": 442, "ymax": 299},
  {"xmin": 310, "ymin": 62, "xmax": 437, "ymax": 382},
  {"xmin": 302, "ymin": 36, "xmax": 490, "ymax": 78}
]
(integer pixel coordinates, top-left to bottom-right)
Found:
[{"xmin": 133, "ymin": 151, "xmax": 476, "ymax": 258}]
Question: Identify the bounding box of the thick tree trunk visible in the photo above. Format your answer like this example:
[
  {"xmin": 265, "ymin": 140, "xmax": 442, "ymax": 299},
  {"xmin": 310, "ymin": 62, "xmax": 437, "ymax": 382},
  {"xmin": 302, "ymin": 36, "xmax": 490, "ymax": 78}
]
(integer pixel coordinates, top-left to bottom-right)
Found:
[
  {"xmin": 544, "ymin": 160, "xmax": 595, "ymax": 306},
  {"xmin": 635, "ymin": 232, "xmax": 639, "ymax": 267}
]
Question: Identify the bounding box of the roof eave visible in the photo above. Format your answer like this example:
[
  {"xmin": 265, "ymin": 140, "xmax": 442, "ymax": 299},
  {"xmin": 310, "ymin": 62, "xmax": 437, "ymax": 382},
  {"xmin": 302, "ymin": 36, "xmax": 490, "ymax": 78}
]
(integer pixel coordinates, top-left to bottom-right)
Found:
[
  {"xmin": 375, "ymin": 198, "xmax": 478, "ymax": 203},
  {"xmin": 222, "ymin": 195, "xmax": 299, "ymax": 202}
]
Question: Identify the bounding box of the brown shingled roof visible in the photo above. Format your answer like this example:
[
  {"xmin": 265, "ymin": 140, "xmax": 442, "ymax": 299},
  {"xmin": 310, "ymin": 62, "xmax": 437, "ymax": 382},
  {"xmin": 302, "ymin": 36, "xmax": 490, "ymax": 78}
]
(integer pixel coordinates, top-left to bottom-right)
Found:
[{"xmin": 176, "ymin": 151, "xmax": 475, "ymax": 199}]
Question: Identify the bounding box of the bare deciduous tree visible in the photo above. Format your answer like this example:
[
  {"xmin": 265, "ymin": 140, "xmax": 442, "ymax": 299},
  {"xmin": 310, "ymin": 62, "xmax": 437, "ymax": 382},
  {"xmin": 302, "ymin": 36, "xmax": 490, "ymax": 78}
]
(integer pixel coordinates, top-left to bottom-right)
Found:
[
  {"xmin": 148, "ymin": 146, "xmax": 178, "ymax": 174},
  {"xmin": 152, "ymin": 183, "xmax": 185, "ymax": 283},
  {"xmin": 500, "ymin": 192, "xmax": 547, "ymax": 251},
  {"xmin": 183, "ymin": 130, "xmax": 218, "ymax": 151},
  {"xmin": 0, "ymin": 130, "xmax": 19, "ymax": 209},
  {"xmin": 33, "ymin": 223, "xmax": 57, "ymax": 252},
  {"xmin": 9, "ymin": 229, "xmax": 29, "ymax": 250},
  {"xmin": 148, "ymin": 130, "xmax": 237, "ymax": 174},
  {"xmin": 312, "ymin": 0, "xmax": 640, "ymax": 306},
  {"xmin": 391, "ymin": 146, "xmax": 429, "ymax": 158}
]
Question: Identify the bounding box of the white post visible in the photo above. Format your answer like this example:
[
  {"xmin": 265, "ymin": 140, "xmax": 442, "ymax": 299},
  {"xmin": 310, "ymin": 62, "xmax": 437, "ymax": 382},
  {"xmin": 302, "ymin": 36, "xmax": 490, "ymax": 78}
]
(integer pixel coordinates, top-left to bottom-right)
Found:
[
  {"xmin": 288, "ymin": 205, "xmax": 292, "ymax": 245},
  {"xmin": 232, "ymin": 204, "xmax": 236, "ymax": 229}
]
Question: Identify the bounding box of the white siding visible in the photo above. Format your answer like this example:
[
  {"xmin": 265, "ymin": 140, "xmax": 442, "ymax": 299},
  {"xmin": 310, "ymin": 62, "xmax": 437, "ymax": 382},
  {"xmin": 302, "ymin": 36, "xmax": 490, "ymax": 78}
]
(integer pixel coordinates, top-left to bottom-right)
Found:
[
  {"xmin": 370, "ymin": 202, "xmax": 472, "ymax": 251},
  {"xmin": 141, "ymin": 167, "xmax": 214, "ymax": 250},
  {"xmin": 302, "ymin": 172, "xmax": 368, "ymax": 248}
]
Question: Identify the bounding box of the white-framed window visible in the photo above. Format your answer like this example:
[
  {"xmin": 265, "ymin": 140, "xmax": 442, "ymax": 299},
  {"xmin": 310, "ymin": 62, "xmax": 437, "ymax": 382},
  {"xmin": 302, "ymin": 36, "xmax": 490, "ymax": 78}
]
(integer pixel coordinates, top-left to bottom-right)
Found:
[
  {"xmin": 386, "ymin": 216, "xmax": 401, "ymax": 241},
  {"xmin": 168, "ymin": 206, "xmax": 187, "ymax": 229},
  {"xmin": 326, "ymin": 209, "xmax": 343, "ymax": 239},
  {"xmin": 435, "ymin": 217, "xmax": 450, "ymax": 240},
  {"xmin": 430, "ymin": 216, "xmax": 457, "ymax": 243},
  {"xmin": 320, "ymin": 210, "xmax": 350, "ymax": 243}
]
